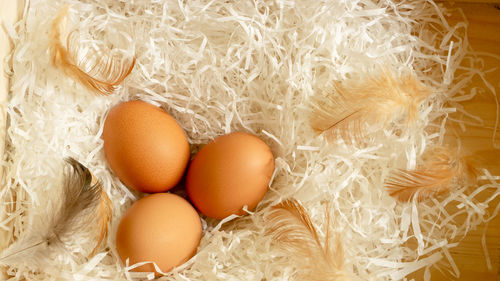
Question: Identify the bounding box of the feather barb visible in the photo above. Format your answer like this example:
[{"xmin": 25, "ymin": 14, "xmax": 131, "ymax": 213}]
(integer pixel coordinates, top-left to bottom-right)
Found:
[
  {"xmin": 310, "ymin": 69, "xmax": 430, "ymax": 144},
  {"xmin": 0, "ymin": 158, "xmax": 112, "ymax": 267},
  {"xmin": 385, "ymin": 146, "xmax": 479, "ymax": 202},
  {"xmin": 265, "ymin": 199, "xmax": 349, "ymax": 281},
  {"xmin": 90, "ymin": 182, "xmax": 112, "ymax": 256},
  {"xmin": 50, "ymin": 5, "xmax": 135, "ymax": 95}
]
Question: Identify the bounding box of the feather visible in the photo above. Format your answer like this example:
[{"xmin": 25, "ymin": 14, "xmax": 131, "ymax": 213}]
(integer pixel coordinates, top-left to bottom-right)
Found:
[
  {"xmin": 50, "ymin": 5, "xmax": 135, "ymax": 95},
  {"xmin": 310, "ymin": 69, "xmax": 430, "ymax": 144},
  {"xmin": 91, "ymin": 187, "xmax": 112, "ymax": 256},
  {"xmin": 265, "ymin": 199, "xmax": 349, "ymax": 281},
  {"xmin": 0, "ymin": 158, "xmax": 112, "ymax": 267},
  {"xmin": 385, "ymin": 146, "xmax": 479, "ymax": 202}
]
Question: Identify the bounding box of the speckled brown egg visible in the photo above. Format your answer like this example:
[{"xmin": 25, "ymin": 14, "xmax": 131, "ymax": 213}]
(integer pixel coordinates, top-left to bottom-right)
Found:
[
  {"xmin": 186, "ymin": 132, "xmax": 275, "ymax": 219},
  {"xmin": 103, "ymin": 100, "xmax": 190, "ymax": 193},
  {"xmin": 115, "ymin": 193, "xmax": 202, "ymax": 273}
]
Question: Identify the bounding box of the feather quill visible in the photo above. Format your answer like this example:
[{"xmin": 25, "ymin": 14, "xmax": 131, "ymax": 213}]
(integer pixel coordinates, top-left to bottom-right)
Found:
[
  {"xmin": 310, "ymin": 69, "xmax": 430, "ymax": 144},
  {"xmin": 385, "ymin": 146, "xmax": 479, "ymax": 202},
  {"xmin": 0, "ymin": 158, "xmax": 112, "ymax": 267},
  {"xmin": 50, "ymin": 5, "xmax": 135, "ymax": 95},
  {"xmin": 265, "ymin": 199, "xmax": 349, "ymax": 281}
]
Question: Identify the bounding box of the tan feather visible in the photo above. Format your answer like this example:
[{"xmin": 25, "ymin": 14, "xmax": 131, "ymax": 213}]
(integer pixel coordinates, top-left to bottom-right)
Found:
[
  {"xmin": 90, "ymin": 186, "xmax": 112, "ymax": 256},
  {"xmin": 0, "ymin": 158, "xmax": 112, "ymax": 266},
  {"xmin": 385, "ymin": 146, "xmax": 479, "ymax": 202},
  {"xmin": 266, "ymin": 199, "xmax": 348, "ymax": 281},
  {"xmin": 50, "ymin": 5, "xmax": 135, "ymax": 95},
  {"xmin": 310, "ymin": 69, "xmax": 430, "ymax": 144}
]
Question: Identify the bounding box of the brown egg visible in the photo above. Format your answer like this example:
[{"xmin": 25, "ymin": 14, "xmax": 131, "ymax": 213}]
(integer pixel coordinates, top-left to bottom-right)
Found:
[
  {"xmin": 186, "ymin": 132, "xmax": 275, "ymax": 219},
  {"xmin": 103, "ymin": 100, "xmax": 190, "ymax": 193},
  {"xmin": 116, "ymin": 193, "xmax": 202, "ymax": 273}
]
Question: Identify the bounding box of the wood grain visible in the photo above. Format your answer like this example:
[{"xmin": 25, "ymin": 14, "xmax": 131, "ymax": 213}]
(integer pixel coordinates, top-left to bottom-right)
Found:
[
  {"xmin": 0, "ymin": 0, "xmax": 22, "ymax": 278},
  {"xmin": 437, "ymin": 0, "xmax": 500, "ymax": 3},
  {"xmin": 409, "ymin": 2, "xmax": 500, "ymax": 280}
]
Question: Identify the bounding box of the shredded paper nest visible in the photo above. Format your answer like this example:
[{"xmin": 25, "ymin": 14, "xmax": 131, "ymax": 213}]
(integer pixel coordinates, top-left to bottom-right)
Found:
[{"xmin": 1, "ymin": 0, "xmax": 499, "ymax": 280}]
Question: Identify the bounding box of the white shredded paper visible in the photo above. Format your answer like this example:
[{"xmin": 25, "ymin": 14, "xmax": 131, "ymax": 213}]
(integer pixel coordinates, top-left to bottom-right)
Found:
[{"xmin": 1, "ymin": 0, "xmax": 499, "ymax": 280}]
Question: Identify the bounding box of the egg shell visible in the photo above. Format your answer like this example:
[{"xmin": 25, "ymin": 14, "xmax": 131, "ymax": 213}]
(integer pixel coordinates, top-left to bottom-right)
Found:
[
  {"xmin": 103, "ymin": 100, "xmax": 190, "ymax": 193},
  {"xmin": 186, "ymin": 132, "xmax": 275, "ymax": 219},
  {"xmin": 115, "ymin": 193, "xmax": 202, "ymax": 273}
]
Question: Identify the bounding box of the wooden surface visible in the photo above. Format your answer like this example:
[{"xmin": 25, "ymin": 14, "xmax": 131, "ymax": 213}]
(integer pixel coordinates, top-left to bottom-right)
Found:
[
  {"xmin": 0, "ymin": 0, "xmax": 22, "ymax": 279},
  {"xmin": 410, "ymin": 2, "xmax": 500, "ymax": 281},
  {"xmin": 438, "ymin": 0, "xmax": 500, "ymax": 3},
  {"xmin": 0, "ymin": 0, "xmax": 21, "ymax": 250},
  {"xmin": 448, "ymin": 2, "xmax": 500, "ymax": 281}
]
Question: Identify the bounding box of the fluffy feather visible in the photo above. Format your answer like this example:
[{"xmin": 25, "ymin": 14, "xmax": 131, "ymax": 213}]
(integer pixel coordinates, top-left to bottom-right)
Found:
[
  {"xmin": 50, "ymin": 5, "xmax": 135, "ymax": 95},
  {"xmin": 265, "ymin": 199, "xmax": 349, "ymax": 281},
  {"xmin": 385, "ymin": 146, "xmax": 479, "ymax": 201},
  {"xmin": 310, "ymin": 69, "xmax": 430, "ymax": 144},
  {"xmin": 0, "ymin": 158, "xmax": 112, "ymax": 267}
]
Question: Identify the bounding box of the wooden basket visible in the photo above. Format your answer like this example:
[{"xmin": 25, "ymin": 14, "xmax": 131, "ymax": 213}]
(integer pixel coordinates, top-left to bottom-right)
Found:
[{"xmin": 1, "ymin": 0, "xmax": 499, "ymax": 280}]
